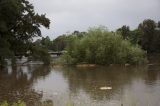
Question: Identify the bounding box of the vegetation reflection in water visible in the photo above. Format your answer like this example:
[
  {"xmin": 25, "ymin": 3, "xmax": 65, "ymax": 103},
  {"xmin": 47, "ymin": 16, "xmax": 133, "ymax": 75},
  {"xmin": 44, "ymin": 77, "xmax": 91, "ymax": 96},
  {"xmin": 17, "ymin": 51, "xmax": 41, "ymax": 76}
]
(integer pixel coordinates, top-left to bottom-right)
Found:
[
  {"xmin": 0, "ymin": 65, "xmax": 52, "ymax": 106},
  {"xmin": 0, "ymin": 64, "xmax": 160, "ymax": 106}
]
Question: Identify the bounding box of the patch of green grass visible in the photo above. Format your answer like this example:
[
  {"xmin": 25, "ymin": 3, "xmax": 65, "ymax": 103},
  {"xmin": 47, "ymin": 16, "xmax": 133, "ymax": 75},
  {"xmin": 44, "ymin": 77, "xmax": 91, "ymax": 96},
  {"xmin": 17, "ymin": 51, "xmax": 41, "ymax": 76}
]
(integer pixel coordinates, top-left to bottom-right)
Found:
[{"xmin": 0, "ymin": 100, "xmax": 25, "ymax": 106}]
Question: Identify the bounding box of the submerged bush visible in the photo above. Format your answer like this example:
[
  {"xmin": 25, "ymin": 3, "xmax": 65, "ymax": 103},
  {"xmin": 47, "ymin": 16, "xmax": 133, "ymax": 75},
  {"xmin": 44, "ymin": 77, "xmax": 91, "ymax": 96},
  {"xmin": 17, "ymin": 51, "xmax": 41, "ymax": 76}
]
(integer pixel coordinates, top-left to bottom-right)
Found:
[{"xmin": 63, "ymin": 26, "xmax": 146, "ymax": 65}]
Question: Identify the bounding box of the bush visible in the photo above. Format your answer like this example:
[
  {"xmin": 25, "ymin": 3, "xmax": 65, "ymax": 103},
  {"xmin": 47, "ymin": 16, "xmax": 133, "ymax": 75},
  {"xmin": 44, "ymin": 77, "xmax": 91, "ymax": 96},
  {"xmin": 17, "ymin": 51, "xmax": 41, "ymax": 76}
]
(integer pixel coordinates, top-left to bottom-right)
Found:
[{"xmin": 63, "ymin": 26, "xmax": 146, "ymax": 65}]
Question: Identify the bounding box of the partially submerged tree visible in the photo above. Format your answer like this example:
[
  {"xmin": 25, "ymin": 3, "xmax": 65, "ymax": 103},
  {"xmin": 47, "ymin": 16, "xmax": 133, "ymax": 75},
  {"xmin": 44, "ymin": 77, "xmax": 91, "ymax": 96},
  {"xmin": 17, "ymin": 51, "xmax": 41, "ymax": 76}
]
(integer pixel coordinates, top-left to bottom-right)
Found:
[
  {"xmin": 0, "ymin": 0, "xmax": 50, "ymax": 66},
  {"xmin": 63, "ymin": 27, "xmax": 146, "ymax": 65}
]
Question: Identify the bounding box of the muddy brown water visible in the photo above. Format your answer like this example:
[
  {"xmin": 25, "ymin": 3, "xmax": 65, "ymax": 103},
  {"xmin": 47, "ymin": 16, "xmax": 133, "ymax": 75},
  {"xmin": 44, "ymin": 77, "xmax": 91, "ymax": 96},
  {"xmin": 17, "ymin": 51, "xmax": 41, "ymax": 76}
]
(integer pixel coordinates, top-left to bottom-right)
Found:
[{"xmin": 0, "ymin": 63, "xmax": 160, "ymax": 106}]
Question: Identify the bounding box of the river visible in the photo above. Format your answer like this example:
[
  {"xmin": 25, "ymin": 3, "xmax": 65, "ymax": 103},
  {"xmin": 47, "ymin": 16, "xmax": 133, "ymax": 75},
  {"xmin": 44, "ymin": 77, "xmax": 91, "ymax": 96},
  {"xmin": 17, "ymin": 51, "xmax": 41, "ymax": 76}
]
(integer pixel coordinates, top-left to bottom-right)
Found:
[{"xmin": 0, "ymin": 63, "xmax": 160, "ymax": 106}]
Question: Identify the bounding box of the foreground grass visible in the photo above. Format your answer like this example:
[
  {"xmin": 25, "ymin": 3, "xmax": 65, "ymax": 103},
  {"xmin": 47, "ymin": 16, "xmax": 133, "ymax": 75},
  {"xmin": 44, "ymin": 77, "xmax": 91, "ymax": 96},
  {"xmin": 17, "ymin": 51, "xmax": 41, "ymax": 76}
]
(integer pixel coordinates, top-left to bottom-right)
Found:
[
  {"xmin": 0, "ymin": 101, "xmax": 25, "ymax": 106},
  {"xmin": 0, "ymin": 100, "xmax": 72, "ymax": 106}
]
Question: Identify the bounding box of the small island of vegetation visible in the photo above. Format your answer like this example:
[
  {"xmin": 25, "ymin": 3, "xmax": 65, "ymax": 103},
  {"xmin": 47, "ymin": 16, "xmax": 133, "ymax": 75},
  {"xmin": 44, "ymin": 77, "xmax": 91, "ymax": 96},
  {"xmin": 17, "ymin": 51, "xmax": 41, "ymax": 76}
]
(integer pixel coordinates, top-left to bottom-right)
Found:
[{"xmin": 62, "ymin": 26, "xmax": 146, "ymax": 65}]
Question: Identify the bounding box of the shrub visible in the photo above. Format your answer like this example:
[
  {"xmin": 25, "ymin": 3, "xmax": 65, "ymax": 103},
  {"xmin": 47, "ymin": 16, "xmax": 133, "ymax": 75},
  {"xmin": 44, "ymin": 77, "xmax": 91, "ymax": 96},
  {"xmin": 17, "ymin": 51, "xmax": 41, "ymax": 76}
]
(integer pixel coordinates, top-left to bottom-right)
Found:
[{"xmin": 63, "ymin": 26, "xmax": 146, "ymax": 65}]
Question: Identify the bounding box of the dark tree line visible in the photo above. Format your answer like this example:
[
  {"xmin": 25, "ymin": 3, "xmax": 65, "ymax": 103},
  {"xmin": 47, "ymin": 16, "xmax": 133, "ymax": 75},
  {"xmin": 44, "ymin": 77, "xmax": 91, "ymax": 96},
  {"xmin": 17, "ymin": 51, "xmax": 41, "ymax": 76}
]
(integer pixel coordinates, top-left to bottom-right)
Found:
[
  {"xmin": 117, "ymin": 19, "xmax": 160, "ymax": 53},
  {"xmin": 34, "ymin": 31, "xmax": 86, "ymax": 52},
  {"xmin": 138, "ymin": 19, "xmax": 160, "ymax": 53},
  {"xmin": 38, "ymin": 19, "xmax": 160, "ymax": 55}
]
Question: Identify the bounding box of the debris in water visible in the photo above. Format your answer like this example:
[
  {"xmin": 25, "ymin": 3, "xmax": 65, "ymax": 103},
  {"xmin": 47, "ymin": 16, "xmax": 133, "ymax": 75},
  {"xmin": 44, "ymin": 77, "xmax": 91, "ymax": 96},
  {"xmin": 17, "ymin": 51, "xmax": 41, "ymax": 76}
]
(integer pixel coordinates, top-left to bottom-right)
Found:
[
  {"xmin": 125, "ymin": 63, "xmax": 130, "ymax": 66},
  {"xmin": 148, "ymin": 64, "xmax": 154, "ymax": 66},
  {"xmin": 53, "ymin": 92, "xmax": 58, "ymax": 95},
  {"xmin": 100, "ymin": 87, "xmax": 112, "ymax": 90}
]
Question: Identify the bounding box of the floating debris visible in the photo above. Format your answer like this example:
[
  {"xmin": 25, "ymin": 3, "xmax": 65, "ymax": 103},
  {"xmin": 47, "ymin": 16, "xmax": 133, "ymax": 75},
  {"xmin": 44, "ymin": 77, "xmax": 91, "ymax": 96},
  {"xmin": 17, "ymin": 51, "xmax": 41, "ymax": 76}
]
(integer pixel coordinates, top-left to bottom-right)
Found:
[
  {"xmin": 125, "ymin": 63, "xmax": 130, "ymax": 66},
  {"xmin": 76, "ymin": 64, "xmax": 96, "ymax": 67},
  {"xmin": 100, "ymin": 87, "xmax": 112, "ymax": 90},
  {"xmin": 148, "ymin": 64, "xmax": 154, "ymax": 66},
  {"xmin": 53, "ymin": 92, "xmax": 58, "ymax": 95}
]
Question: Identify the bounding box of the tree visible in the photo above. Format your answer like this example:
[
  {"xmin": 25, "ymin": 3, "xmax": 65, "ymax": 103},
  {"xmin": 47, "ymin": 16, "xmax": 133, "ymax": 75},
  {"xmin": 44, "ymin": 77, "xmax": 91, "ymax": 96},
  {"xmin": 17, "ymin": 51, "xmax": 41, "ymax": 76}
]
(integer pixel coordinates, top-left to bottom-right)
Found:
[
  {"xmin": 129, "ymin": 29, "xmax": 142, "ymax": 44},
  {"xmin": 51, "ymin": 31, "xmax": 86, "ymax": 52},
  {"xmin": 72, "ymin": 30, "xmax": 86, "ymax": 38},
  {"xmin": 52, "ymin": 35, "xmax": 67, "ymax": 51},
  {"xmin": 138, "ymin": 19, "xmax": 156, "ymax": 53},
  {"xmin": 117, "ymin": 25, "xmax": 130, "ymax": 39},
  {"xmin": 41, "ymin": 36, "xmax": 54, "ymax": 50},
  {"xmin": 0, "ymin": 0, "xmax": 50, "ymax": 66},
  {"xmin": 158, "ymin": 21, "xmax": 160, "ymax": 28}
]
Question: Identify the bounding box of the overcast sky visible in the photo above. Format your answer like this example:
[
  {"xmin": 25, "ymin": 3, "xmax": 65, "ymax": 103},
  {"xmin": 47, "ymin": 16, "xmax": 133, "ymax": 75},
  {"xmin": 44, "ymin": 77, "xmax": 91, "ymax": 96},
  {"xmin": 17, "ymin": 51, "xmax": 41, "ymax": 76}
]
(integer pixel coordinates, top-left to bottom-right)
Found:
[{"xmin": 30, "ymin": 0, "xmax": 160, "ymax": 39}]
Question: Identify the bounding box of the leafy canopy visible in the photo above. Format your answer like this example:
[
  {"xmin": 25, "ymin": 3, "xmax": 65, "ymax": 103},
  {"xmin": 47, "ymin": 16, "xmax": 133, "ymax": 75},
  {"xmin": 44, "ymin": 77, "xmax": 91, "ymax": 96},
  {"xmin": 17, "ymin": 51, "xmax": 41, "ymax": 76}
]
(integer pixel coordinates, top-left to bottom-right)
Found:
[
  {"xmin": 63, "ymin": 26, "xmax": 146, "ymax": 65},
  {"xmin": 0, "ymin": 0, "xmax": 50, "ymax": 65}
]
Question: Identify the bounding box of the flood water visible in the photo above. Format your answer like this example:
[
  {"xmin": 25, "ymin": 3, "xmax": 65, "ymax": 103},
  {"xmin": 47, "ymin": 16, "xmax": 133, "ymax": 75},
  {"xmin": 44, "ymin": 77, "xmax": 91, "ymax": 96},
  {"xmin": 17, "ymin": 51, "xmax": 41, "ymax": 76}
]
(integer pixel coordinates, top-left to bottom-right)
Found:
[{"xmin": 0, "ymin": 63, "xmax": 160, "ymax": 106}]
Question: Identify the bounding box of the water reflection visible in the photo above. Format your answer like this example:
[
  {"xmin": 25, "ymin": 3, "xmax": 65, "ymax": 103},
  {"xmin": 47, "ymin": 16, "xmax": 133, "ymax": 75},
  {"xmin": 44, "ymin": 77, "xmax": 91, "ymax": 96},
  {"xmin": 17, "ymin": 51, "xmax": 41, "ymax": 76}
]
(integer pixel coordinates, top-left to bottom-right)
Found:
[
  {"xmin": 0, "ymin": 65, "xmax": 51, "ymax": 106},
  {"xmin": 53, "ymin": 66, "xmax": 160, "ymax": 106},
  {"xmin": 59, "ymin": 67, "xmax": 141, "ymax": 99},
  {"xmin": 0, "ymin": 64, "xmax": 160, "ymax": 106}
]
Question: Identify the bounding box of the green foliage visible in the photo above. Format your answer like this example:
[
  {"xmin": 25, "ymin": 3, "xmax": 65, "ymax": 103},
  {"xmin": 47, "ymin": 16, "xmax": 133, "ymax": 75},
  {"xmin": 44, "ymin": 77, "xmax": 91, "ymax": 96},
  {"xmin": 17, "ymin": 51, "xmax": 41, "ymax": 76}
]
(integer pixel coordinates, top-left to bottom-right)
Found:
[
  {"xmin": 0, "ymin": 0, "xmax": 50, "ymax": 65},
  {"xmin": 0, "ymin": 100, "xmax": 55, "ymax": 106},
  {"xmin": 41, "ymin": 100, "xmax": 53, "ymax": 106},
  {"xmin": 66, "ymin": 100, "xmax": 74, "ymax": 106},
  {"xmin": 52, "ymin": 31, "xmax": 86, "ymax": 52},
  {"xmin": 0, "ymin": 101, "xmax": 8, "ymax": 106},
  {"xmin": 129, "ymin": 29, "xmax": 142, "ymax": 44},
  {"xmin": 0, "ymin": 100, "xmax": 25, "ymax": 106},
  {"xmin": 63, "ymin": 26, "xmax": 146, "ymax": 65},
  {"xmin": 31, "ymin": 45, "xmax": 51, "ymax": 64},
  {"xmin": 52, "ymin": 35, "xmax": 68, "ymax": 51},
  {"xmin": 117, "ymin": 25, "xmax": 130, "ymax": 39},
  {"xmin": 138, "ymin": 19, "xmax": 160, "ymax": 53},
  {"xmin": 116, "ymin": 19, "xmax": 160, "ymax": 53},
  {"xmin": 41, "ymin": 36, "xmax": 54, "ymax": 50},
  {"xmin": 12, "ymin": 100, "xmax": 25, "ymax": 106}
]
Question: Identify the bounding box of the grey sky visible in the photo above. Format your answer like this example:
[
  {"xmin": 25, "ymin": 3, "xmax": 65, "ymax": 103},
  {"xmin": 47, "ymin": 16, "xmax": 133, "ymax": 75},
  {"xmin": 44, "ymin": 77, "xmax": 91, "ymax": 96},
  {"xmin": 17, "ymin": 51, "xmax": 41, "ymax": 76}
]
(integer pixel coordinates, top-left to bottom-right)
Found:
[{"xmin": 30, "ymin": 0, "xmax": 160, "ymax": 39}]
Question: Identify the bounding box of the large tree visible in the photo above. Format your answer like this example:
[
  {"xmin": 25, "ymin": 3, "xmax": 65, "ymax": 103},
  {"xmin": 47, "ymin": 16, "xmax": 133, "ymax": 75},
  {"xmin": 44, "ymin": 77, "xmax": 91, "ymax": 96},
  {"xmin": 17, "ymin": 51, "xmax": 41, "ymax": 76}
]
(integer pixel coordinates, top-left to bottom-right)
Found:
[
  {"xmin": 138, "ymin": 19, "xmax": 157, "ymax": 53},
  {"xmin": 0, "ymin": 0, "xmax": 50, "ymax": 65}
]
